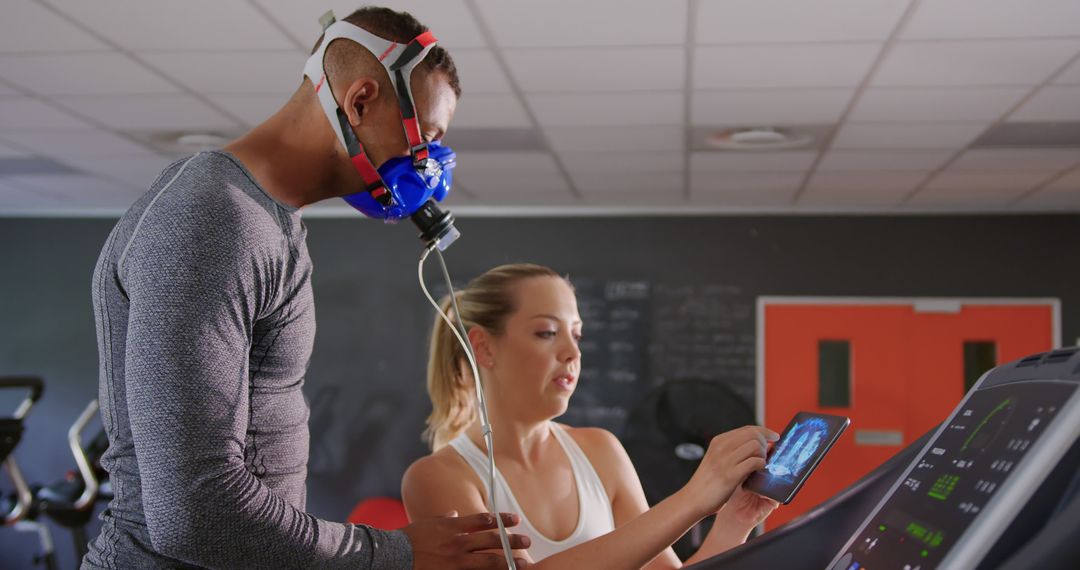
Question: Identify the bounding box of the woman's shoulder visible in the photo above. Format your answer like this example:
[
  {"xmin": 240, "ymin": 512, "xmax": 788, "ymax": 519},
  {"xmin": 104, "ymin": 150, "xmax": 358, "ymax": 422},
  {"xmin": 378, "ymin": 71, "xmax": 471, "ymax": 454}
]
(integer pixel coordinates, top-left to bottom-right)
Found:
[
  {"xmin": 405, "ymin": 444, "xmax": 475, "ymax": 484},
  {"xmin": 403, "ymin": 444, "xmax": 486, "ymax": 503},
  {"xmin": 557, "ymin": 424, "xmax": 631, "ymax": 468},
  {"xmin": 556, "ymin": 424, "xmax": 635, "ymax": 501},
  {"xmin": 558, "ymin": 424, "xmax": 621, "ymax": 451},
  {"xmin": 402, "ymin": 444, "xmax": 491, "ymax": 519}
]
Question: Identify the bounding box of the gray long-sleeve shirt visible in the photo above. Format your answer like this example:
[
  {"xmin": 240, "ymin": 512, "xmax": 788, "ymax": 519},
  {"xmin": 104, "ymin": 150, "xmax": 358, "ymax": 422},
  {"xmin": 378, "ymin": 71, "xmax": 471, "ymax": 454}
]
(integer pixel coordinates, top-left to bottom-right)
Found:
[{"xmin": 85, "ymin": 151, "xmax": 411, "ymax": 569}]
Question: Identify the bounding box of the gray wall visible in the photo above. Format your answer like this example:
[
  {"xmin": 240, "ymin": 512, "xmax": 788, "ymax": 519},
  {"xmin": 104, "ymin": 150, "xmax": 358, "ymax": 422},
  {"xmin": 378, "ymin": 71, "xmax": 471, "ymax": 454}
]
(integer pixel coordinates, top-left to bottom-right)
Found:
[{"xmin": 0, "ymin": 214, "xmax": 1076, "ymax": 568}]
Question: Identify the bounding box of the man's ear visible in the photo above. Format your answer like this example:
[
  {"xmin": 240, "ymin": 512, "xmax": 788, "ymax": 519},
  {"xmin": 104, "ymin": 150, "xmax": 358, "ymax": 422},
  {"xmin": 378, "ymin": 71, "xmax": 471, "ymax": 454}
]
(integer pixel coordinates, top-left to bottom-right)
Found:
[{"xmin": 342, "ymin": 77, "xmax": 380, "ymax": 127}]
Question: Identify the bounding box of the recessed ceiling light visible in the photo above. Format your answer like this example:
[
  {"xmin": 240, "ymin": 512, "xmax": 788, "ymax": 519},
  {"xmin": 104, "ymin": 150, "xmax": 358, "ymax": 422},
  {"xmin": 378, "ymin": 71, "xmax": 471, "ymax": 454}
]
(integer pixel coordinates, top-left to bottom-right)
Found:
[
  {"xmin": 705, "ymin": 127, "xmax": 813, "ymax": 151},
  {"xmin": 175, "ymin": 132, "xmax": 231, "ymax": 150}
]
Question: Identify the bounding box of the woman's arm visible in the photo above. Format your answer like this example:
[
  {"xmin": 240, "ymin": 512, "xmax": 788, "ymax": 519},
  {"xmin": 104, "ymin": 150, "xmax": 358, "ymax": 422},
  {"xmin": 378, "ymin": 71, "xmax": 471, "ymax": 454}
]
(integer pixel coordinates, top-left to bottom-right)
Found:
[
  {"xmin": 402, "ymin": 453, "xmax": 535, "ymax": 565},
  {"xmin": 680, "ymin": 486, "xmax": 779, "ymax": 566}
]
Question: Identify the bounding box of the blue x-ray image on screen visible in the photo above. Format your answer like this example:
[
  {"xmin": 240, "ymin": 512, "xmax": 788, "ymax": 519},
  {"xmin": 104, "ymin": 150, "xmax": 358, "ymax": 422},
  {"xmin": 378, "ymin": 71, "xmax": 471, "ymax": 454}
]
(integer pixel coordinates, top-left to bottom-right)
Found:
[
  {"xmin": 766, "ymin": 417, "xmax": 830, "ymax": 481},
  {"xmin": 744, "ymin": 412, "xmax": 849, "ymax": 503}
]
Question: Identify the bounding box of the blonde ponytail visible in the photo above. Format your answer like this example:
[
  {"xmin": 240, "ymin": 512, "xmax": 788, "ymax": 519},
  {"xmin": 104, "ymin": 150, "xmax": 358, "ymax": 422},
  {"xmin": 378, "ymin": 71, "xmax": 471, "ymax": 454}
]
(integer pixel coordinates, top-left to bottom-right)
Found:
[{"xmin": 424, "ymin": 291, "xmax": 476, "ymax": 450}]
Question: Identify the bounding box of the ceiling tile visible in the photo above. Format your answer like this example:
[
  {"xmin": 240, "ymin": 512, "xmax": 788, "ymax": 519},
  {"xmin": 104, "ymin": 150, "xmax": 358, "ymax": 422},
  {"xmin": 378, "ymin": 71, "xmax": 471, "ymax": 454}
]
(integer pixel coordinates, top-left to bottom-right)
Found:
[
  {"xmin": 52, "ymin": 95, "xmax": 240, "ymax": 131},
  {"xmin": 579, "ymin": 189, "xmax": 686, "ymax": 206},
  {"xmin": 1020, "ymin": 169, "xmax": 1080, "ymax": 207},
  {"xmin": 0, "ymin": 140, "xmax": 29, "ymax": 158},
  {"xmin": 572, "ymin": 171, "xmax": 684, "ymax": 194},
  {"xmin": 0, "ymin": 180, "xmax": 58, "ymax": 210},
  {"xmin": 10, "ymin": 129, "xmax": 157, "ymax": 158},
  {"xmin": 251, "ymin": 0, "xmax": 488, "ymax": 50},
  {"xmin": 922, "ymin": 170, "xmax": 1057, "ymax": 192},
  {"xmin": 559, "ymin": 152, "xmax": 684, "ymax": 174},
  {"xmin": 476, "ymin": 191, "xmax": 580, "ymax": 206},
  {"xmin": 0, "ymin": 97, "xmax": 91, "ymax": 129},
  {"xmin": 833, "ymin": 122, "xmax": 988, "ymax": 149},
  {"xmin": 799, "ymin": 187, "xmax": 910, "ymax": 207},
  {"xmin": 806, "ymin": 171, "xmax": 927, "ymax": 194},
  {"xmin": 6, "ymin": 174, "xmax": 139, "ymax": 202},
  {"xmin": 950, "ymin": 149, "xmax": 1080, "ymax": 171},
  {"xmin": 475, "ymin": 0, "xmax": 686, "ymax": 48},
  {"xmin": 0, "ymin": 1, "xmax": 109, "ymax": 53},
  {"xmin": 691, "ymin": 186, "xmax": 798, "ymax": 207},
  {"xmin": 691, "ymin": 171, "xmax": 803, "ymax": 193},
  {"xmin": 1010, "ymin": 86, "xmax": 1080, "ymax": 121},
  {"xmin": 692, "ymin": 89, "xmax": 852, "ymax": 125},
  {"xmin": 696, "ymin": 0, "xmax": 909, "ymax": 44},
  {"xmin": 443, "ymin": 128, "xmax": 543, "ymax": 151},
  {"xmin": 0, "ymin": 53, "xmax": 178, "ymax": 95},
  {"xmin": 505, "ymin": 47, "xmax": 684, "ymax": 93},
  {"xmin": 1056, "ymin": 59, "xmax": 1080, "ymax": 85},
  {"xmin": 528, "ymin": 92, "xmax": 683, "ymax": 127},
  {"xmin": 902, "ymin": 0, "xmax": 1080, "ymax": 40},
  {"xmin": 694, "ymin": 44, "xmax": 879, "ymax": 89},
  {"xmin": 205, "ymin": 94, "xmax": 289, "ymax": 128},
  {"xmin": 451, "ymin": 50, "xmax": 513, "ymax": 94},
  {"xmin": 905, "ymin": 186, "xmax": 1030, "ymax": 208},
  {"xmin": 874, "ymin": 40, "xmax": 1080, "ymax": 87},
  {"xmin": 56, "ymin": 155, "xmax": 174, "ymax": 188},
  {"xmin": 850, "ymin": 87, "xmax": 1029, "ymax": 122},
  {"xmin": 1042, "ymin": 168, "xmax": 1080, "ymax": 192},
  {"xmin": 1019, "ymin": 190, "xmax": 1080, "ymax": 209},
  {"xmin": 141, "ymin": 51, "xmax": 306, "ymax": 95},
  {"xmin": 543, "ymin": 125, "xmax": 684, "ymax": 152},
  {"xmin": 691, "ymin": 151, "xmax": 816, "ymax": 172},
  {"xmin": 46, "ymin": 0, "xmax": 294, "ymax": 50},
  {"xmin": 454, "ymin": 151, "xmax": 561, "ymax": 174},
  {"xmin": 451, "ymin": 94, "xmax": 532, "ymax": 129},
  {"xmin": 819, "ymin": 150, "xmax": 952, "ymax": 171}
]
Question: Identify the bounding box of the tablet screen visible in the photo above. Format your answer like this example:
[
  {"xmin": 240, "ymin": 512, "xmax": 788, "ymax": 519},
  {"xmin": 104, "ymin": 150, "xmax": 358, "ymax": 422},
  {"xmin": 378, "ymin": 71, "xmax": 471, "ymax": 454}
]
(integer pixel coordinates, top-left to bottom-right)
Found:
[{"xmin": 744, "ymin": 412, "xmax": 850, "ymax": 504}]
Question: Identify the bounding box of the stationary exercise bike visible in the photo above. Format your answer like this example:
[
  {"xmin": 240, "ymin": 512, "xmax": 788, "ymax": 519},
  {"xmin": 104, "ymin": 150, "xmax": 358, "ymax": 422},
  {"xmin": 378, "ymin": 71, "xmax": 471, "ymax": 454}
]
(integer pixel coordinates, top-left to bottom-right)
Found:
[
  {"xmin": 1, "ymin": 376, "xmax": 55, "ymax": 568},
  {"xmin": 31, "ymin": 399, "xmax": 109, "ymax": 566},
  {"xmin": 2, "ymin": 378, "xmax": 109, "ymax": 569}
]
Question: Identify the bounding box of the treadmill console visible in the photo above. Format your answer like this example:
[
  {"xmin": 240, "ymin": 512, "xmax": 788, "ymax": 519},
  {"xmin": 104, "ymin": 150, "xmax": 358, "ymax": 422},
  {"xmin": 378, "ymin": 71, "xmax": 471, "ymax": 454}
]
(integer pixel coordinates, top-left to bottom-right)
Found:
[{"xmin": 828, "ymin": 374, "xmax": 1080, "ymax": 570}]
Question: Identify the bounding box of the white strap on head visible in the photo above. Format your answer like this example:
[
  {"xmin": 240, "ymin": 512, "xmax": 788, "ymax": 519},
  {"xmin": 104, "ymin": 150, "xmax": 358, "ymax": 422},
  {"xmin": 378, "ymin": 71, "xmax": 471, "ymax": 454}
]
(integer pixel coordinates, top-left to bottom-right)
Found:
[{"xmin": 303, "ymin": 17, "xmax": 437, "ymax": 156}]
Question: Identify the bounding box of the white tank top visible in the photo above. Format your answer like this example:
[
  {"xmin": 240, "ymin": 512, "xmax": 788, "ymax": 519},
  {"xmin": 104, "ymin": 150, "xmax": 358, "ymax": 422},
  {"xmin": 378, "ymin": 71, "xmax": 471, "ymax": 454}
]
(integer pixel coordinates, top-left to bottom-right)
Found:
[{"xmin": 448, "ymin": 424, "xmax": 616, "ymax": 561}]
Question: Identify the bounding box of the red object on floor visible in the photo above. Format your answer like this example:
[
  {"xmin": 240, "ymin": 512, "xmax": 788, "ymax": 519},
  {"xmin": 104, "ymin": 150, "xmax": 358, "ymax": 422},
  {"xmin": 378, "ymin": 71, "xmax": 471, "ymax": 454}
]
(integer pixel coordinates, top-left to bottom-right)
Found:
[{"xmin": 347, "ymin": 497, "xmax": 410, "ymax": 530}]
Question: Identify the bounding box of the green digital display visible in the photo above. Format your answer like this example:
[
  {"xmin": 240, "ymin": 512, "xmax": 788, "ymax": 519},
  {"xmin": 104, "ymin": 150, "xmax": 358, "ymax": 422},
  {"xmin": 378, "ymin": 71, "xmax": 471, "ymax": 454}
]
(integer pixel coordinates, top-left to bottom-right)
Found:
[{"xmin": 928, "ymin": 474, "xmax": 960, "ymax": 500}]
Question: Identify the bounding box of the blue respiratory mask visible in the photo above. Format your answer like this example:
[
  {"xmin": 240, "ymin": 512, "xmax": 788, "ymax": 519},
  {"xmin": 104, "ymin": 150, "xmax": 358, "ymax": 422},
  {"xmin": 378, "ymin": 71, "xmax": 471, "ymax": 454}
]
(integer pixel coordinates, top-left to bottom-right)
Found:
[{"xmin": 303, "ymin": 13, "xmax": 459, "ymax": 249}]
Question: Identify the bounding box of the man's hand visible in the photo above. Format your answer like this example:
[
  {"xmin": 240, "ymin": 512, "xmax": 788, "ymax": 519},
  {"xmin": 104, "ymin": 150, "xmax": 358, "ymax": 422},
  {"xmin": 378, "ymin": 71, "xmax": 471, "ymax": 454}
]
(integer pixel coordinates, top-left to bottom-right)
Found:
[{"xmin": 402, "ymin": 511, "xmax": 532, "ymax": 570}]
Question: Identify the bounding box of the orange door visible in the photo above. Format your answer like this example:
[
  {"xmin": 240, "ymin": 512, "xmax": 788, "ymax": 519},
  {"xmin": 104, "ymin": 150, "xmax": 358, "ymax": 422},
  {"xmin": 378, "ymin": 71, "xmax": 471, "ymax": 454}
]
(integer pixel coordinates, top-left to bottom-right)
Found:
[{"xmin": 760, "ymin": 301, "xmax": 1055, "ymax": 529}]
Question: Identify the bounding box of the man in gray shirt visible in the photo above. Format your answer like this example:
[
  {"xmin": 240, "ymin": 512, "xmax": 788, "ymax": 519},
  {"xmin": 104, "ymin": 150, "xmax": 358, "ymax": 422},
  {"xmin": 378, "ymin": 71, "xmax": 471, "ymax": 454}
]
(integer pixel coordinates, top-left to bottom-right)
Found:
[{"xmin": 85, "ymin": 6, "xmax": 528, "ymax": 569}]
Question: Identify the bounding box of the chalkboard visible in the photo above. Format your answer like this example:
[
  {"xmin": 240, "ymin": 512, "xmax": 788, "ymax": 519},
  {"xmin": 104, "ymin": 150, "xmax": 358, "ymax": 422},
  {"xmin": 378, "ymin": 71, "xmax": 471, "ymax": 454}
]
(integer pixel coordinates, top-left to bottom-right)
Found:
[{"xmin": 562, "ymin": 280, "xmax": 756, "ymax": 434}]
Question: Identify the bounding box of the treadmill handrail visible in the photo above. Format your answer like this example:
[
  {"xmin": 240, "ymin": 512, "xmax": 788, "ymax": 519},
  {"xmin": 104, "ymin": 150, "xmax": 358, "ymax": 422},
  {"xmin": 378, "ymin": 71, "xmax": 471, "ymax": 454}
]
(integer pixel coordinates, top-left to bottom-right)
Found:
[{"xmin": 68, "ymin": 400, "xmax": 100, "ymax": 510}]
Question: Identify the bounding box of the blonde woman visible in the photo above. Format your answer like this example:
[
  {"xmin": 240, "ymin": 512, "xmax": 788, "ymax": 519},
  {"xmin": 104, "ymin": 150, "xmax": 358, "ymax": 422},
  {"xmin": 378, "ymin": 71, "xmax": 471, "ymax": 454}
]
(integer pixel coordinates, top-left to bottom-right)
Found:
[{"xmin": 402, "ymin": 264, "xmax": 780, "ymax": 568}]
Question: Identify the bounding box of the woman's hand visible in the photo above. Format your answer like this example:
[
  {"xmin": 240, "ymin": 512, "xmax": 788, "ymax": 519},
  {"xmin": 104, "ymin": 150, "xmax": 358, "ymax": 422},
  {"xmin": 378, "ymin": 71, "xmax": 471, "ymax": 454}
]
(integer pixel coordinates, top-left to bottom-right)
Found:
[
  {"xmin": 716, "ymin": 484, "xmax": 779, "ymax": 531},
  {"xmin": 681, "ymin": 426, "xmax": 780, "ymax": 518}
]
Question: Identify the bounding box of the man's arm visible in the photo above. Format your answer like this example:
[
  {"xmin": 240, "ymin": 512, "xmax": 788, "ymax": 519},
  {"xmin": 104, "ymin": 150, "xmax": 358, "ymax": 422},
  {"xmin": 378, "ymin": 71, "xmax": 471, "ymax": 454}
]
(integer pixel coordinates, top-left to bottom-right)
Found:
[{"xmin": 120, "ymin": 205, "xmax": 406, "ymax": 569}]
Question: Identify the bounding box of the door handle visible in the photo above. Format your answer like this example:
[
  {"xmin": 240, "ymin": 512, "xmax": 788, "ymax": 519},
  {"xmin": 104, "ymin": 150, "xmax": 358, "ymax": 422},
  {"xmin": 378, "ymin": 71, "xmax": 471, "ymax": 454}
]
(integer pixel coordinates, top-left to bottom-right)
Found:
[{"xmin": 854, "ymin": 429, "xmax": 903, "ymax": 446}]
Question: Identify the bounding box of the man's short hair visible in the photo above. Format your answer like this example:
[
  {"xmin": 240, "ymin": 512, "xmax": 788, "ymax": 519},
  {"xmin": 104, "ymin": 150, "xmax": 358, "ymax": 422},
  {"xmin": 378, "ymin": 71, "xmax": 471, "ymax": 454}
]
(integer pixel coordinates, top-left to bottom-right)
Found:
[{"xmin": 311, "ymin": 6, "xmax": 461, "ymax": 98}]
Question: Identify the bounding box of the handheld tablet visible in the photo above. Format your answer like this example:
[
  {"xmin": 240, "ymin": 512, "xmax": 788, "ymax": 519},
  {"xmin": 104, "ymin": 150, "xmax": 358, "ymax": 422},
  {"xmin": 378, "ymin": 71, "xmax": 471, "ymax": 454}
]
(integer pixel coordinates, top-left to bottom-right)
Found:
[{"xmin": 743, "ymin": 412, "xmax": 850, "ymax": 504}]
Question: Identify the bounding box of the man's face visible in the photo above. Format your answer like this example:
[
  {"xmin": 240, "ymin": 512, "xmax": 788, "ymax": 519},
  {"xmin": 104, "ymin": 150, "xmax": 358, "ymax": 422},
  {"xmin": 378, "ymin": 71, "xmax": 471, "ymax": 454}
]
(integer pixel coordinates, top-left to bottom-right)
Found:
[{"xmin": 359, "ymin": 70, "xmax": 457, "ymax": 169}]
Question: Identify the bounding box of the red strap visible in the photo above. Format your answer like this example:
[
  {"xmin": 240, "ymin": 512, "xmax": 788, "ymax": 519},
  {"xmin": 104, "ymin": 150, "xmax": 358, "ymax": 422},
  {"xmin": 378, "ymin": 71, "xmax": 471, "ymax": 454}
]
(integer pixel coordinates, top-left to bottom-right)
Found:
[
  {"xmin": 412, "ymin": 31, "xmax": 437, "ymax": 48},
  {"xmin": 401, "ymin": 116, "xmax": 423, "ymax": 149},
  {"xmin": 350, "ymin": 152, "xmax": 381, "ymax": 186}
]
